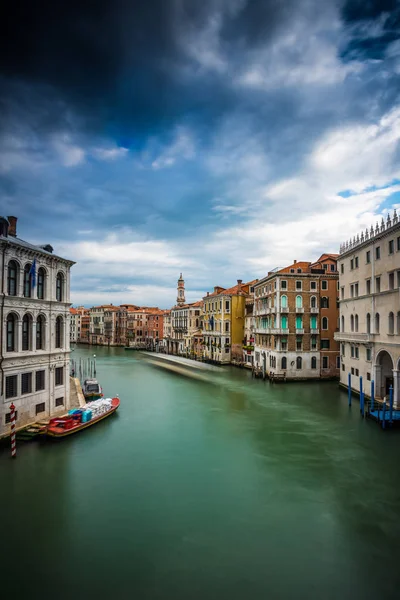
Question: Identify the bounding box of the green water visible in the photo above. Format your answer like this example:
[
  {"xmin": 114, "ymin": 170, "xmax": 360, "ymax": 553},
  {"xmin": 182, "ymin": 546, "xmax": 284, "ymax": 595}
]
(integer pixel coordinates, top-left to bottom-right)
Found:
[{"xmin": 2, "ymin": 346, "xmax": 400, "ymax": 599}]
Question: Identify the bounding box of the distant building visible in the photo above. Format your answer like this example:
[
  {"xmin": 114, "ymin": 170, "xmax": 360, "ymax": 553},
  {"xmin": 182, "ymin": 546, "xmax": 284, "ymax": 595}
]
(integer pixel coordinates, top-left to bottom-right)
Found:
[
  {"xmin": 243, "ymin": 295, "xmax": 256, "ymax": 367},
  {"xmin": 0, "ymin": 215, "xmax": 74, "ymax": 437},
  {"xmin": 335, "ymin": 212, "xmax": 400, "ymax": 405},
  {"xmin": 253, "ymin": 255, "xmax": 339, "ymax": 379}
]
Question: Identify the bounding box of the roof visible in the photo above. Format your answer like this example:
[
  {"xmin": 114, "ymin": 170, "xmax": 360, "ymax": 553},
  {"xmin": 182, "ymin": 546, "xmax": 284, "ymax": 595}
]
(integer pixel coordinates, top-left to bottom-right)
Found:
[
  {"xmin": 0, "ymin": 235, "xmax": 75, "ymax": 265},
  {"xmin": 204, "ymin": 279, "xmax": 258, "ymax": 298}
]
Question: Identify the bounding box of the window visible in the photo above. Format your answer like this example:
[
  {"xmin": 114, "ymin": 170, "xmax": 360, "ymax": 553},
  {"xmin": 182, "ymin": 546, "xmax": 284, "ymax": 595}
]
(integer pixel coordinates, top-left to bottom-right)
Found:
[
  {"xmin": 389, "ymin": 240, "xmax": 394, "ymax": 254},
  {"xmin": 376, "ymin": 246, "xmax": 380, "ymax": 260},
  {"xmin": 22, "ymin": 314, "xmax": 32, "ymax": 351},
  {"xmin": 37, "ymin": 267, "xmax": 45, "ymax": 299},
  {"xmin": 321, "ymin": 280, "xmax": 328, "ymax": 290},
  {"xmin": 281, "ymin": 357, "xmax": 287, "ymax": 370},
  {"xmin": 322, "ymin": 317, "xmax": 328, "ymax": 330},
  {"xmin": 310, "ymin": 296, "xmax": 317, "ymax": 308},
  {"xmin": 35, "ymin": 403, "xmax": 45, "ymax": 415},
  {"xmin": 281, "ymin": 295, "xmax": 287, "ymax": 308},
  {"xmin": 5, "ymin": 411, "xmax": 18, "ymax": 424},
  {"xmin": 6, "ymin": 375, "xmax": 18, "ymax": 399},
  {"xmin": 355, "ymin": 368, "xmax": 359, "ymax": 376},
  {"xmin": 281, "ymin": 339, "xmax": 287, "ymax": 351},
  {"xmin": 321, "ymin": 297, "xmax": 329, "ymax": 308},
  {"xmin": 350, "ymin": 284, "xmax": 354, "ymax": 298},
  {"xmin": 355, "ymin": 347, "xmax": 359, "ymax": 359},
  {"xmin": 366, "ymin": 251, "xmax": 370, "ymax": 264},
  {"xmin": 342, "ymin": 363, "xmax": 345, "ymax": 371},
  {"xmin": 355, "ymin": 314, "xmax": 358, "ymax": 332},
  {"xmin": 55, "ymin": 366, "xmax": 64, "ymax": 386},
  {"xmin": 56, "ymin": 272, "xmax": 64, "ymax": 301},
  {"xmin": 7, "ymin": 260, "xmax": 18, "ymax": 296},
  {"xmin": 322, "ymin": 356, "xmax": 329, "ymax": 369},
  {"xmin": 225, "ymin": 337, "xmax": 229, "ymax": 344},
  {"xmin": 310, "ymin": 315, "xmax": 317, "ymax": 329},
  {"xmin": 310, "ymin": 281, "xmax": 316, "ymax": 291},
  {"xmin": 389, "ymin": 312, "xmax": 394, "ymax": 334},
  {"xmin": 376, "ymin": 277, "xmax": 380, "ymax": 293},
  {"xmin": 311, "ymin": 336, "xmax": 317, "ymax": 350},
  {"xmin": 281, "ymin": 315, "xmax": 288, "ymax": 329},
  {"xmin": 366, "ymin": 348, "xmax": 371, "ymax": 361},
  {"xmin": 389, "ymin": 272, "xmax": 394, "ymax": 290},
  {"xmin": 351, "ymin": 345, "xmax": 355, "ymax": 358},
  {"xmin": 397, "ymin": 312, "xmax": 400, "ymax": 335},
  {"xmin": 321, "ymin": 339, "xmax": 330, "ymax": 349},
  {"xmin": 296, "ymin": 315, "xmax": 303, "ymax": 329},
  {"xmin": 341, "ymin": 315, "xmax": 345, "ymax": 332},
  {"xmin": 21, "ymin": 372, "xmax": 32, "ymax": 395},
  {"xmin": 366, "ymin": 313, "xmax": 371, "ymax": 333},
  {"xmin": 341, "ymin": 344, "xmax": 345, "ymax": 356},
  {"xmin": 375, "ymin": 313, "xmax": 380, "ymax": 334},
  {"xmin": 6, "ymin": 313, "xmax": 17, "ymax": 352},
  {"xmin": 355, "ymin": 257, "xmax": 359, "ymax": 268},
  {"xmin": 311, "ymin": 356, "xmax": 317, "ymax": 369},
  {"xmin": 336, "ymin": 356, "xmax": 340, "ymax": 368},
  {"xmin": 296, "ymin": 356, "xmax": 302, "ymax": 369},
  {"xmin": 281, "ymin": 280, "xmax": 287, "ymax": 290},
  {"xmin": 367, "ymin": 372, "xmax": 371, "ymax": 381},
  {"xmin": 341, "ymin": 287, "xmax": 344, "ymax": 299},
  {"xmin": 36, "ymin": 370, "xmax": 45, "ymax": 391},
  {"xmin": 355, "ymin": 283, "xmax": 359, "ymax": 297},
  {"xmin": 225, "ymin": 321, "xmax": 229, "ymax": 332},
  {"xmin": 23, "ymin": 263, "xmax": 32, "ymax": 297},
  {"xmin": 351, "ymin": 367, "xmax": 354, "ymax": 375},
  {"xmin": 350, "ymin": 314, "xmax": 354, "ymax": 332},
  {"xmin": 350, "ymin": 259, "xmax": 354, "ymax": 270},
  {"xmin": 341, "ymin": 264, "xmax": 344, "ymax": 274},
  {"xmin": 296, "ymin": 337, "xmax": 302, "ymax": 351},
  {"xmin": 55, "ymin": 397, "xmax": 64, "ymax": 407},
  {"xmin": 366, "ymin": 279, "xmax": 371, "ymax": 295},
  {"xmin": 55, "ymin": 316, "xmax": 63, "ymax": 348},
  {"xmin": 295, "ymin": 295, "xmax": 302, "ymax": 308},
  {"xmin": 225, "ymin": 300, "xmax": 230, "ymax": 311},
  {"xmin": 290, "ymin": 268, "xmax": 295, "ymax": 273},
  {"xmin": 296, "ymin": 281, "xmax": 302, "ymax": 290}
]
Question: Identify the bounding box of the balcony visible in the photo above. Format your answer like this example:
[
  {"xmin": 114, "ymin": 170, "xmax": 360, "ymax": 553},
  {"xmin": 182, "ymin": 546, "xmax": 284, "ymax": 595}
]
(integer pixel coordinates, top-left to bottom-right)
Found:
[
  {"xmin": 334, "ymin": 332, "xmax": 374, "ymax": 343},
  {"xmin": 310, "ymin": 307, "xmax": 319, "ymax": 313},
  {"xmin": 296, "ymin": 328, "xmax": 304, "ymax": 334},
  {"xmin": 280, "ymin": 307, "xmax": 289, "ymax": 313},
  {"xmin": 295, "ymin": 307, "xmax": 304, "ymax": 313},
  {"xmin": 310, "ymin": 328, "xmax": 319, "ymax": 334}
]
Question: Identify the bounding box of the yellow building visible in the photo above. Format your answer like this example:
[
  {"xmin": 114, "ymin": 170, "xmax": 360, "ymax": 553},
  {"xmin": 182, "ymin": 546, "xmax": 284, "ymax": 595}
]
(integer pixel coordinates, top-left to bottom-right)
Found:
[{"xmin": 202, "ymin": 279, "xmax": 257, "ymax": 364}]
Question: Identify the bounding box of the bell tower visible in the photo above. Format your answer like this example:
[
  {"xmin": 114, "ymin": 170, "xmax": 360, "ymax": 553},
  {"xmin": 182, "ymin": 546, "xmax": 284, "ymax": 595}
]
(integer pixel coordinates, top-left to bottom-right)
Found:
[{"xmin": 177, "ymin": 273, "xmax": 185, "ymax": 306}]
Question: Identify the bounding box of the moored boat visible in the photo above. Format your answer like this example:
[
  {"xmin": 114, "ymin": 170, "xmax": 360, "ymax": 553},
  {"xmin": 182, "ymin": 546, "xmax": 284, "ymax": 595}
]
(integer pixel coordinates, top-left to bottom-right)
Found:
[
  {"xmin": 45, "ymin": 397, "xmax": 120, "ymax": 438},
  {"xmin": 82, "ymin": 377, "xmax": 103, "ymax": 401}
]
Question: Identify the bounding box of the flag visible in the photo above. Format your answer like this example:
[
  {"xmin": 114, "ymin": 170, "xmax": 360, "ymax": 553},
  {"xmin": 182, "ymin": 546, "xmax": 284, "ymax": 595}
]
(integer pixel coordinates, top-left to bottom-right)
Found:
[{"xmin": 29, "ymin": 258, "xmax": 37, "ymax": 289}]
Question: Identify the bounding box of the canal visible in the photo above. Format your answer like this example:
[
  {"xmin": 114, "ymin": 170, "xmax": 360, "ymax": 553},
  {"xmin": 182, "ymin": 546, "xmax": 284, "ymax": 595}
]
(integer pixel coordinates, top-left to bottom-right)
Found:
[{"xmin": 1, "ymin": 346, "xmax": 400, "ymax": 599}]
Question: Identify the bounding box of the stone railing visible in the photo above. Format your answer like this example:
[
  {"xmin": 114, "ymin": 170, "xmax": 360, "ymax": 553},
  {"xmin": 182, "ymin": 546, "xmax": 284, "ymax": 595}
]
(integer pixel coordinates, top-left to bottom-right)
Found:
[{"xmin": 340, "ymin": 210, "xmax": 398, "ymax": 254}]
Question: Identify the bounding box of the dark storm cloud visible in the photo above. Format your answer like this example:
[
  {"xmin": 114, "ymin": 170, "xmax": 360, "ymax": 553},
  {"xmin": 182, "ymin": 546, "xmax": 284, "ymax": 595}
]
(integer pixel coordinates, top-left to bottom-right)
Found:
[{"xmin": 340, "ymin": 0, "xmax": 400, "ymax": 61}]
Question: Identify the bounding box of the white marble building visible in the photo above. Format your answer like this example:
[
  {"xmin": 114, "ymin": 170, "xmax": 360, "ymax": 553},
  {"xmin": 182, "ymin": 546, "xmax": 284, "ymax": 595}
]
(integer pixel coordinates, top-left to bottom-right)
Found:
[
  {"xmin": 0, "ymin": 216, "xmax": 75, "ymax": 437},
  {"xmin": 335, "ymin": 212, "xmax": 400, "ymax": 405}
]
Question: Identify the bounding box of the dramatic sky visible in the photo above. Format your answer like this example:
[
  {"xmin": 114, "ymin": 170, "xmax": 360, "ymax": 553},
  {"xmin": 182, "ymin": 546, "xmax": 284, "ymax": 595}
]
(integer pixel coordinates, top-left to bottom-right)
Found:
[{"xmin": 1, "ymin": 0, "xmax": 400, "ymax": 307}]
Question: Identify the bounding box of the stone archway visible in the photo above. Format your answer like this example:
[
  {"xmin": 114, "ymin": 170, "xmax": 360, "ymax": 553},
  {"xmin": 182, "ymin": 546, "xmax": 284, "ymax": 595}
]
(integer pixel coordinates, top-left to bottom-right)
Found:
[{"xmin": 375, "ymin": 350, "xmax": 394, "ymax": 400}]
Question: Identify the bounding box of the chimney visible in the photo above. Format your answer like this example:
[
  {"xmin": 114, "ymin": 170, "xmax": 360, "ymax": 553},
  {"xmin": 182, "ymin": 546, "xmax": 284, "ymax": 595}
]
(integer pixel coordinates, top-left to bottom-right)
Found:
[
  {"xmin": 207, "ymin": 291, "xmax": 209, "ymax": 296},
  {"xmin": 237, "ymin": 279, "xmax": 242, "ymax": 292},
  {"xmin": 293, "ymin": 260, "xmax": 297, "ymax": 264},
  {"xmin": 8, "ymin": 216, "xmax": 17, "ymax": 237}
]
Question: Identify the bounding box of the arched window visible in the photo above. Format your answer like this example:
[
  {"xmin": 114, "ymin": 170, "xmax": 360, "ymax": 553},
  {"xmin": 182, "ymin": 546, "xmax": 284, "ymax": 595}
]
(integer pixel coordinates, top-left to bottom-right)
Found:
[
  {"xmin": 6, "ymin": 313, "xmax": 17, "ymax": 352},
  {"xmin": 36, "ymin": 315, "xmax": 45, "ymax": 350},
  {"xmin": 23, "ymin": 264, "xmax": 32, "ymax": 298},
  {"xmin": 321, "ymin": 297, "xmax": 329, "ymax": 308},
  {"xmin": 388, "ymin": 312, "xmax": 394, "ymax": 335},
  {"xmin": 311, "ymin": 356, "xmax": 317, "ymax": 369},
  {"xmin": 341, "ymin": 315, "xmax": 345, "ymax": 332},
  {"xmin": 296, "ymin": 356, "xmax": 302, "ymax": 369},
  {"xmin": 296, "ymin": 295, "xmax": 303, "ymax": 308},
  {"xmin": 375, "ymin": 313, "xmax": 380, "ymax": 334},
  {"xmin": 350, "ymin": 315, "xmax": 354, "ymax": 332},
  {"xmin": 55, "ymin": 316, "xmax": 63, "ymax": 348},
  {"xmin": 281, "ymin": 295, "xmax": 287, "ymax": 308},
  {"xmin": 56, "ymin": 272, "xmax": 64, "ymax": 302},
  {"xmin": 366, "ymin": 313, "xmax": 371, "ymax": 334},
  {"xmin": 355, "ymin": 314, "xmax": 359, "ymax": 333},
  {"xmin": 310, "ymin": 296, "xmax": 317, "ymax": 308},
  {"xmin": 7, "ymin": 260, "xmax": 18, "ymax": 296},
  {"xmin": 322, "ymin": 317, "xmax": 328, "ymax": 330},
  {"xmin": 397, "ymin": 312, "xmax": 400, "ymax": 335},
  {"xmin": 22, "ymin": 314, "xmax": 32, "ymax": 351},
  {"xmin": 37, "ymin": 267, "xmax": 45, "ymax": 300},
  {"xmin": 281, "ymin": 356, "xmax": 287, "ymax": 370}
]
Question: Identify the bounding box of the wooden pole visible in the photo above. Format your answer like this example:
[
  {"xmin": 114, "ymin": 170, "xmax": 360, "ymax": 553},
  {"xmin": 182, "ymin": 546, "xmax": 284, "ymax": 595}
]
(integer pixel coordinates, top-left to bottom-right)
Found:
[{"xmin": 10, "ymin": 402, "xmax": 16, "ymax": 458}]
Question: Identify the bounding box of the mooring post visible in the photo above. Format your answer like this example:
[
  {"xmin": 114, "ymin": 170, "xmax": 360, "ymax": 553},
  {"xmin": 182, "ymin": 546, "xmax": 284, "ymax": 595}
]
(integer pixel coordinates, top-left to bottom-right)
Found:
[
  {"xmin": 371, "ymin": 380, "xmax": 375, "ymax": 412},
  {"xmin": 348, "ymin": 372, "xmax": 352, "ymax": 406},
  {"xmin": 389, "ymin": 386, "xmax": 394, "ymax": 424},
  {"xmin": 382, "ymin": 401, "xmax": 386, "ymax": 429},
  {"xmin": 360, "ymin": 376, "xmax": 364, "ymax": 417}
]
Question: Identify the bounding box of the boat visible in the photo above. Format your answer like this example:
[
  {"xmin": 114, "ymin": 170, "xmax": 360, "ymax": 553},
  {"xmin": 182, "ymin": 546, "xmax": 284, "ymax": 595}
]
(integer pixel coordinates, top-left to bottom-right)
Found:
[
  {"xmin": 45, "ymin": 398, "xmax": 120, "ymax": 438},
  {"xmin": 82, "ymin": 377, "xmax": 103, "ymax": 400}
]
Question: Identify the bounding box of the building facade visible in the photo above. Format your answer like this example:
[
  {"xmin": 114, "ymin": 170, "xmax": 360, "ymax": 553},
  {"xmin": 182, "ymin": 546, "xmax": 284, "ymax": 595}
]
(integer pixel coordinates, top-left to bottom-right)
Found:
[
  {"xmin": 335, "ymin": 213, "xmax": 400, "ymax": 405},
  {"xmin": 1, "ymin": 216, "xmax": 74, "ymax": 437},
  {"xmin": 243, "ymin": 296, "xmax": 256, "ymax": 367},
  {"xmin": 253, "ymin": 255, "xmax": 339, "ymax": 380}
]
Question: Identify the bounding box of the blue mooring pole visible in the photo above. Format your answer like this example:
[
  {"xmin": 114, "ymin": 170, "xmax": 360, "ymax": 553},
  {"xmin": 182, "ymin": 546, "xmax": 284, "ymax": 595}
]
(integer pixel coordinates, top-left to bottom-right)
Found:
[
  {"xmin": 348, "ymin": 372, "xmax": 352, "ymax": 406},
  {"xmin": 371, "ymin": 380, "xmax": 375, "ymax": 412},
  {"xmin": 382, "ymin": 400, "xmax": 386, "ymax": 429},
  {"xmin": 389, "ymin": 386, "xmax": 394, "ymax": 424},
  {"xmin": 360, "ymin": 376, "xmax": 364, "ymax": 417}
]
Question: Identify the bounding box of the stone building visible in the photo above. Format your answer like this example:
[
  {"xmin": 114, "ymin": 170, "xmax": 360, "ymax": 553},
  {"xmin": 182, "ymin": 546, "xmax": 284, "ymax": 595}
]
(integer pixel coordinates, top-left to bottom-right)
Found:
[
  {"xmin": 243, "ymin": 296, "xmax": 256, "ymax": 367},
  {"xmin": 253, "ymin": 255, "xmax": 339, "ymax": 379},
  {"xmin": 335, "ymin": 212, "xmax": 400, "ymax": 405},
  {"xmin": 202, "ymin": 280, "xmax": 257, "ymax": 364},
  {"xmin": 0, "ymin": 216, "xmax": 74, "ymax": 437}
]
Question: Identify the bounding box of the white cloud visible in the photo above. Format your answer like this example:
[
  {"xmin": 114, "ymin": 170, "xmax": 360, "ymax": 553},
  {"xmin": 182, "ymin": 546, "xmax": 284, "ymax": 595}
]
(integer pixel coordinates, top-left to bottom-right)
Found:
[
  {"xmin": 92, "ymin": 146, "xmax": 128, "ymax": 161},
  {"xmin": 52, "ymin": 134, "xmax": 85, "ymax": 167},
  {"xmin": 148, "ymin": 127, "xmax": 195, "ymax": 170}
]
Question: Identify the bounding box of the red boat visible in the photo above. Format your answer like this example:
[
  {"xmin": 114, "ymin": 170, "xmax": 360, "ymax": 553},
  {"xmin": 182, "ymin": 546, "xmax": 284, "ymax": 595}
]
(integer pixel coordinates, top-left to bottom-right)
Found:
[{"xmin": 46, "ymin": 397, "xmax": 120, "ymax": 438}]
